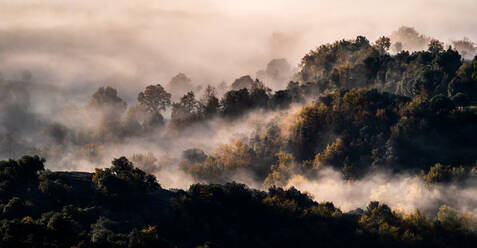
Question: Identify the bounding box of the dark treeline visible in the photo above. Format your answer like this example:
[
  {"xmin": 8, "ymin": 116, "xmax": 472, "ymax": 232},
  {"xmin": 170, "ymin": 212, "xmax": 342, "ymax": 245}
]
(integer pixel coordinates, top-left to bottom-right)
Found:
[{"xmin": 1, "ymin": 156, "xmax": 477, "ymax": 248}]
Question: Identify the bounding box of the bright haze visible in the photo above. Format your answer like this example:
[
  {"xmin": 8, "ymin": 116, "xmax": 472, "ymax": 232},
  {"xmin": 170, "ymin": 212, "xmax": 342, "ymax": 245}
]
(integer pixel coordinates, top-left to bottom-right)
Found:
[{"xmin": 0, "ymin": 0, "xmax": 476, "ymax": 99}]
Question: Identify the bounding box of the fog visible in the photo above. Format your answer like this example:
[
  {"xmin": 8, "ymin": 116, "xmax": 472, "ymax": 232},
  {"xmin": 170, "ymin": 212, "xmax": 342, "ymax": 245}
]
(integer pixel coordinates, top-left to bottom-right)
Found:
[
  {"xmin": 1, "ymin": 0, "xmax": 476, "ymax": 99},
  {"xmin": 287, "ymin": 168, "xmax": 477, "ymax": 214},
  {"xmin": 1, "ymin": 0, "xmax": 477, "ymax": 213}
]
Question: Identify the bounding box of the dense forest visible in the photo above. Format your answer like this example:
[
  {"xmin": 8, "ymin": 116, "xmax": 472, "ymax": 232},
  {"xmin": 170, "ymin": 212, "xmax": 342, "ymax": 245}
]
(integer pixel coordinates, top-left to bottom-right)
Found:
[
  {"xmin": 2, "ymin": 28, "xmax": 477, "ymax": 247},
  {"xmin": 1, "ymin": 155, "xmax": 477, "ymax": 248}
]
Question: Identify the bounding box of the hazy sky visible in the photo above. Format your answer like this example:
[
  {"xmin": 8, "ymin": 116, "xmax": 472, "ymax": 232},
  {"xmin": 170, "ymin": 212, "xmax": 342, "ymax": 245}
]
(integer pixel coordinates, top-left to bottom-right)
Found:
[{"xmin": 0, "ymin": 0, "xmax": 476, "ymax": 99}]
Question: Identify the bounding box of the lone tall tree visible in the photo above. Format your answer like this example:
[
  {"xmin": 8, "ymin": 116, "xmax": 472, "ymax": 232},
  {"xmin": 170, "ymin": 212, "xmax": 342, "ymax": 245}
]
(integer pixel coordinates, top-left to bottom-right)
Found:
[
  {"xmin": 90, "ymin": 86, "xmax": 127, "ymax": 112},
  {"xmin": 375, "ymin": 36, "xmax": 391, "ymax": 54},
  {"xmin": 428, "ymin": 39, "xmax": 444, "ymax": 54},
  {"xmin": 138, "ymin": 84, "xmax": 171, "ymax": 113}
]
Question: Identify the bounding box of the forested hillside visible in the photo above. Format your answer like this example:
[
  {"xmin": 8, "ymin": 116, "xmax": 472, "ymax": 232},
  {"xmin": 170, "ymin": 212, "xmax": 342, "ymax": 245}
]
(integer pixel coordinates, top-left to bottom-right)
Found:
[
  {"xmin": 1, "ymin": 32, "xmax": 477, "ymax": 247},
  {"xmin": 1, "ymin": 156, "xmax": 477, "ymax": 248}
]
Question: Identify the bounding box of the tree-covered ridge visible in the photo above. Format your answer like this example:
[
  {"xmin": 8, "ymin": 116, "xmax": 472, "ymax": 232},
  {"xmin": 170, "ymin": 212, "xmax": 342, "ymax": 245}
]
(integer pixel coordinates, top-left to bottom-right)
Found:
[
  {"xmin": 1, "ymin": 33, "xmax": 477, "ymax": 247},
  {"xmin": 2, "ymin": 35, "xmax": 477, "ymax": 167},
  {"xmin": 298, "ymin": 36, "xmax": 466, "ymax": 100},
  {"xmin": 2, "ymin": 35, "xmax": 476, "ymax": 184},
  {"xmin": 180, "ymin": 86, "xmax": 477, "ymax": 183},
  {"xmin": 1, "ymin": 156, "xmax": 477, "ymax": 248}
]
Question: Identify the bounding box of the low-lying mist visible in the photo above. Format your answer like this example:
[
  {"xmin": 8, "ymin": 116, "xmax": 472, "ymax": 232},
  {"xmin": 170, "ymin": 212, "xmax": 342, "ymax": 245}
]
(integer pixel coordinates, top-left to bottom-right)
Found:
[
  {"xmin": 287, "ymin": 168, "xmax": 477, "ymax": 214},
  {"xmin": 2, "ymin": 0, "xmax": 477, "ymax": 217}
]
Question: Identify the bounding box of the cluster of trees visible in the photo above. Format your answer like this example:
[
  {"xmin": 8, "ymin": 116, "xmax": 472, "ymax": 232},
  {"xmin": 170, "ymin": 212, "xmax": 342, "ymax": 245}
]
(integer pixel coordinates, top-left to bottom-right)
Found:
[
  {"xmin": 44, "ymin": 74, "xmax": 313, "ymax": 145},
  {"xmin": 298, "ymin": 35, "xmax": 467, "ymax": 101},
  {"xmin": 1, "ymin": 156, "xmax": 477, "ymax": 247},
  {"xmin": 423, "ymin": 163, "xmax": 477, "ymax": 185},
  {"xmin": 10, "ymin": 33, "xmax": 475, "ymax": 171},
  {"xmin": 181, "ymin": 86, "xmax": 477, "ymax": 182},
  {"xmin": 65, "ymin": 35, "xmax": 477, "ymax": 142},
  {"xmin": 389, "ymin": 26, "xmax": 476, "ymax": 59},
  {"xmin": 178, "ymin": 36, "xmax": 477, "ymax": 182},
  {"xmin": 0, "ymin": 61, "xmax": 312, "ymax": 168}
]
